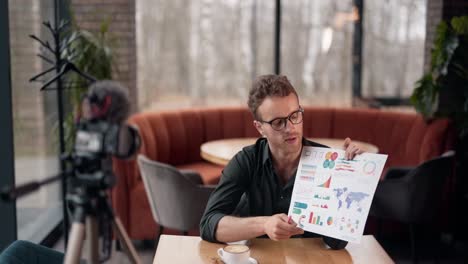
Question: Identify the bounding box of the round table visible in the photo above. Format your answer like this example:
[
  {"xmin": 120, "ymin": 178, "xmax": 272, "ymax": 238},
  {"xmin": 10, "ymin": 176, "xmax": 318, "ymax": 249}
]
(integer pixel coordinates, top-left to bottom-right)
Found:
[{"xmin": 200, "ymin": 137, "xmax": 379, "ymax": 166}]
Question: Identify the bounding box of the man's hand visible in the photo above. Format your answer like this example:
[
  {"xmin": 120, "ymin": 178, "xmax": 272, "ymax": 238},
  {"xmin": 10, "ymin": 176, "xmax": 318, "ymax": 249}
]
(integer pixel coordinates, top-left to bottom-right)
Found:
[
  {"xmin": 343, "ymin": 137, "xmax": 364, "ymax": 160},
  {"xmin": 263, "ymin": 214, "xmax": 304, "ymax": 241}
]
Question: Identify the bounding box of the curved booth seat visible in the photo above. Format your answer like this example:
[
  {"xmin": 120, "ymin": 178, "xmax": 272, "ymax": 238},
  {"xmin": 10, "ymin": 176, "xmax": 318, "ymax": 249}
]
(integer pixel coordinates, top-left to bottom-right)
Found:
[{"xmin": 111, "ymin": 107, "xmax": 455, "ymax": 240}]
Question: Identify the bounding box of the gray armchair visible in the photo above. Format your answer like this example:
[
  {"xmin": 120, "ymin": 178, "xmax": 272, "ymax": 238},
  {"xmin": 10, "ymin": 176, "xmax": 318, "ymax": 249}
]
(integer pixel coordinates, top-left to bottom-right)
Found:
[
  {"xmin": 370, "ymin": 150, "xmax": 455, "ymax": 263},
  {"xmin": 137, "ymin": 155, "xmax": 215, "ymax": 238}
]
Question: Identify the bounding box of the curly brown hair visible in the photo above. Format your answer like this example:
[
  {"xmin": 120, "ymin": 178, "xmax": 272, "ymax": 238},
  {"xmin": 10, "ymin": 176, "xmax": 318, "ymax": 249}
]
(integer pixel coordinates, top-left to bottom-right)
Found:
[{"xmin": 247, "ymin": 74, "xmax": 298, "ymax": 120}]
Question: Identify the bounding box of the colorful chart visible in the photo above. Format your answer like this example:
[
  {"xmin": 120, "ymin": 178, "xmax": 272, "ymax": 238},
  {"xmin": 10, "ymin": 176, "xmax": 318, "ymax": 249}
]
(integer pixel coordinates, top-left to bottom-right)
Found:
[
  {"xmin": 292, "ymin": 208, "xmax": 302, "ymax": 214},
  {"xmin": 335, "ymin": 159, "xmax": 357, "ymax": 172},
  {"xmin": 338, "ymin": 217, "xmax": 361, "ymax": 234},
  {"xmin": 323, "ymin": 159, "xmax": 335, "ymax": 169},
  {"xmin": 298, "ymin": 215, "xmax": 306, "ymax": 228},
  {"xmin": 299, "ymin": 164, "xmax": 317, "ymax": 181},
  {"xmin": 313, "ymin": 194, "xmax": 331, "ymax": 200},
  {"xmin": 308, "ymin": 212, "xmax": 326, "ymax": 226},
  {"xmin": 290, "ymin": 146, "xmax": 388, "ymax": 243},
  {"xmin": 318, "ymin": 175, "xmax": 331, "ymax": 188},
  {"xmin": 323, "ymin": 151, "xmax": 338, "ymax": 169},
  {"xmin": 303, "ymin": 150, "xmax": 325, "ymax": 161},
  {"xmin": 292, "ymin": 201, "xmax": 308, "ymax": 215},
  {"xmin": 294, "ymin": 202, "xmax": 308, "ymax": 209},
  {"xmin": 303, "ymin": 164, "xmax": 317, "ymax": 170},
  {"xmin": 363, "ymin": 161, "xmax": 377, "ymax": 175}
]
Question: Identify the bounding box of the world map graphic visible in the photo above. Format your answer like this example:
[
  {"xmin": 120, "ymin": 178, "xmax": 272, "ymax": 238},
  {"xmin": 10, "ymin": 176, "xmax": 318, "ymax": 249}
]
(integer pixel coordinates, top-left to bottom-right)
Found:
[{"xmin": 333, "ymin": 187, "xmax": 369, "ymax": 213}]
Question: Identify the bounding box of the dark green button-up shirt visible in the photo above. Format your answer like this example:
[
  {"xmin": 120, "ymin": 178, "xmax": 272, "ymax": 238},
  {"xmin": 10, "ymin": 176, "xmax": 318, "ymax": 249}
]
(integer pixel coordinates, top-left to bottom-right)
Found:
[{"xmin": 200, "ymin": 137, "xmax": 347, "ymax": 249}]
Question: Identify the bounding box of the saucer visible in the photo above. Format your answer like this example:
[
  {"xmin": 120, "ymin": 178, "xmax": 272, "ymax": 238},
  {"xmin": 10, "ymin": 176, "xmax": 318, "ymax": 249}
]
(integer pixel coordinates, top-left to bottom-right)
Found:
[
  {"xmin": 220, "ymin": 257, "xmax": 258, "ymax": 264},
  {"xmin": 247, "ymin": 257, "xmax": 258, "ymax": 264}
]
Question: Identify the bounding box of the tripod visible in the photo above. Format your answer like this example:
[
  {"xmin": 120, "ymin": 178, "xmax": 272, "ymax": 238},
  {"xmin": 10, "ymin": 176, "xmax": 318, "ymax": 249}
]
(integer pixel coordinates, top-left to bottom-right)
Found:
[
  {"xmin": 0, "ymin": 169, "xmax": 142, "ymax": 264},
  {"xmin": 64, "ymin": 185, "xmax": 141, "ymax": 264}
]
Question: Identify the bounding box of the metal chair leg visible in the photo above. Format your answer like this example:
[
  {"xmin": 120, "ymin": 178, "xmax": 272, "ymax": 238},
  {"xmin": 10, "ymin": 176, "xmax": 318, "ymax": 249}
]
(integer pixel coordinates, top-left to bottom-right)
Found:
[
  {"xmin": 115, "ymin": 239, "xmax": 122, "ymax": 251},
  {"xmin": 409, "ymin": 224, "xmax": 417, "ymax": 264}
]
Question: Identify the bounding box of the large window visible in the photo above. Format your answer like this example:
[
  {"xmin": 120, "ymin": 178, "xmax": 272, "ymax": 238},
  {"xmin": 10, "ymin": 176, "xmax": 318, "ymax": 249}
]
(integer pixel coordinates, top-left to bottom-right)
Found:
[
  {"xmin": 137, "ymin": 0, "xmax": 426, "ymax": 110},
  {"xmin": 362, "ymin": 0, "xmax": 427, "ymax": 99},
  {"xmin": 282, "ymin": 0, "xmax": 355, "ymax": 107},
  {"xmin": 136, "ymin": 1, "xmax": 358, "ymax": 109},
  {"xmin": 9, "ymin": 0, "xmax": 62, "ymax": 243},
  {"xmin": 137, "ymin": 0, "xmax": 273, "ymax": 110}
]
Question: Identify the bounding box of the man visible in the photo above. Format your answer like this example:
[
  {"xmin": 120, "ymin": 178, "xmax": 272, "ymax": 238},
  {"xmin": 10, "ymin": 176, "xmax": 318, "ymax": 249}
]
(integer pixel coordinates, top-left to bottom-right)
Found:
[
  {"xmin": 0, "ymin": 240, "xmax": 63, "ymax": 264},
  {"xmin": 200, "ymin": 74, "xmax": 363, "ymax": 249}
]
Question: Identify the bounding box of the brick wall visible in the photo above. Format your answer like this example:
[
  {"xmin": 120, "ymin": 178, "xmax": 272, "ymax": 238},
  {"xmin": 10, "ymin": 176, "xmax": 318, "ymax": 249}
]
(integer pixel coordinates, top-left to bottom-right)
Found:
[
  {"xmin": 9, "ymin": 0, "xmax": 47, "ymax": 155},
  {"xmin": 424, "ymin": 0, "xmax": 443, "ymax": 73},
  {"xmin": 424, "ymin": 0, "xmax": 468, "ymax": 73},
  {"xmin": 70, "ymin": 0, "xmax": 138, "ymax": 113}
]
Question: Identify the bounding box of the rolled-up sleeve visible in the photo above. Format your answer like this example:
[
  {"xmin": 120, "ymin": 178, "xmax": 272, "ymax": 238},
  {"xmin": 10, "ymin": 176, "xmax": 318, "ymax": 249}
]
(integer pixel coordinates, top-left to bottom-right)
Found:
[{"xmin": 200, "ymin": 152, "xmax": 251, "ymax": 242}]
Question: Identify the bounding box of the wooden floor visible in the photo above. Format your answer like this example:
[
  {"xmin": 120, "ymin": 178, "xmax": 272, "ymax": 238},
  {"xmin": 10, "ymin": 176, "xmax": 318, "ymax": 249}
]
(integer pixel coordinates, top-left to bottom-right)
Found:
[{"xmin": 54, "ymin": 238, "xmax": 156, "ymax": 264}]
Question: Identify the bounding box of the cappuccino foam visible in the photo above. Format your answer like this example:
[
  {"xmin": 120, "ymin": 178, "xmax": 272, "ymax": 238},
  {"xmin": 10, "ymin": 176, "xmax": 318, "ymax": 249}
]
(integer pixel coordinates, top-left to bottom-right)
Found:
[{"xmin": 224, "ymin": 245, "xmax": 249, "ymax": 253}]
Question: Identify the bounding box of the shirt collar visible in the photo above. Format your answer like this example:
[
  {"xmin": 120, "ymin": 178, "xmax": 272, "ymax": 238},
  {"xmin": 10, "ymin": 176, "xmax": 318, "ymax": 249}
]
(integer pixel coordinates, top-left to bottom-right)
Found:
[
  {"xmin": 261, "ymin": 138, "xmax": 270, "ymax": 165},
  {"xmin": 261, "ymin": 137, "xmax": 312, "ymax": 165}
]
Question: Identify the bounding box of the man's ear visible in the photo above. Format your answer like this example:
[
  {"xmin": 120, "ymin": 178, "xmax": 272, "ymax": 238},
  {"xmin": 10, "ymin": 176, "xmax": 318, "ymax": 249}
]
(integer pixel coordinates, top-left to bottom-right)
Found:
[{"xmin": 253, "ymin": 120, "xmax": 264, "ymax": 137}]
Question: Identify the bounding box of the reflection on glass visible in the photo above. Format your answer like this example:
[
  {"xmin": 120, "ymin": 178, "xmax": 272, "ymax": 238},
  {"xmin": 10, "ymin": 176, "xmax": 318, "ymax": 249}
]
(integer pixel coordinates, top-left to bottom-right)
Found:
[
  {"xmin": 9, "ymin": 0, "xmax": 62, "ymax": 242},
  {"xmin": 282, "ymin": 0, "xmax": 355, "ymax": 107},
  {"xmin": 137, "ymin": 1, "xmax": 359, "ymax": 109},
  {"xmin": 362, "ymin": 0, "xmax": 427, "ymax": 98},
  {"xmin": 137, "ymin": 0, "xmax": 273, "ymax": 110}
]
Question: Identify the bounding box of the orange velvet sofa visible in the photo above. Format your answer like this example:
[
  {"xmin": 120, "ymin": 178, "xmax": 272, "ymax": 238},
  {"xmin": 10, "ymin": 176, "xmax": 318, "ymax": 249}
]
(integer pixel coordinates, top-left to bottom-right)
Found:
[{"xmin": 111, "ymin": 107, "xmax": 455, "ymax": 240}]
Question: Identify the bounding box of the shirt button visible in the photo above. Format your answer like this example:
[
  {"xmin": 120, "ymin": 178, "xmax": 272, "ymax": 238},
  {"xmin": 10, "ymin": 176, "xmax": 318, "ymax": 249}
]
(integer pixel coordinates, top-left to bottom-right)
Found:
[{"xmin": 280, "ymin": 196, "xmax": 284, "ymax": 199}]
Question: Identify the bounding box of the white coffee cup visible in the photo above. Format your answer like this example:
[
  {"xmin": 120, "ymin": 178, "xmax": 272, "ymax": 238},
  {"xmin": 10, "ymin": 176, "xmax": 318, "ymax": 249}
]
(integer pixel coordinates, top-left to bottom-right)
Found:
[{"xmin": 217, "ymin": 244, "xmax": 250, "ymax": 264}]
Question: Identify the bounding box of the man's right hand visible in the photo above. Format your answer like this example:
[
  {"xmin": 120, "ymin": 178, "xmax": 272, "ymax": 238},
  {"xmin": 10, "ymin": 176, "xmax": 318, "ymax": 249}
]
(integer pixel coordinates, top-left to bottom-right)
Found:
[{"xmin": 263, "ymin": 214, "xmax": 304, "ymax": 241}]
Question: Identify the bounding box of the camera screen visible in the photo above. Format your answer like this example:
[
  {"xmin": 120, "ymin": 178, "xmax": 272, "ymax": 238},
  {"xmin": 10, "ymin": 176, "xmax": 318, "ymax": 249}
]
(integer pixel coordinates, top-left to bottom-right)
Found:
[
  {"xmin": 115, "ymin": 125, "xmax": 140, "ymax": 159},
  {"xmin": 75, "ymin": 130, "xmax": 103, "ymax": 153}
]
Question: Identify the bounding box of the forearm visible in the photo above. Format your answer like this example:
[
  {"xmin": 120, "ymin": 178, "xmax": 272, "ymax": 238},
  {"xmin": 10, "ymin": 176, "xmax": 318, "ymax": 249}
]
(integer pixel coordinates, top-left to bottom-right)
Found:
[{"xmin": 215, "ymin": 215, "xmax": 269, "ymax": 243}]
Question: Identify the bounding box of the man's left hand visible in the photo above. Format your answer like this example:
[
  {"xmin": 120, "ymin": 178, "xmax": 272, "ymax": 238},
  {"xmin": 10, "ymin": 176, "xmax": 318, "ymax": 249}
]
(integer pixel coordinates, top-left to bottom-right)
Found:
[{"xmin": 343, "ymin": 137, "xmax": 364, "ymax": 160}]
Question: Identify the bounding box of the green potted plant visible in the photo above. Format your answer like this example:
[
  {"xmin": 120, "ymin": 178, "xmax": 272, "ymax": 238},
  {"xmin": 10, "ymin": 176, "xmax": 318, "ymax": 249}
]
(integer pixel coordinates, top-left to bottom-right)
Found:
[
  {"xmin": 411, "ymin": 15, "xmax": 468, "ymax": 137},
  {"xmin": 61, "ymin": 16, "xmax": 117, "ymax": 151},
  {"xmin": 411, "ymin": 15, "xmax": 468, "ymax": 238}
]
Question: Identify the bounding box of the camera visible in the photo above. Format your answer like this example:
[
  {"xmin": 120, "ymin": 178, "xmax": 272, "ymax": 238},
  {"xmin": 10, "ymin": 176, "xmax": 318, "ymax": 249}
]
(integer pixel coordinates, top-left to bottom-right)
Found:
[
  {"xmin": 73, "ymin": 119, "xmax": 140, "ymax": 170},
  {"xmin": 64, "ymin": 80, "xmax": 140, "ymax": 191},
  {"xmin": 65, "ymin": 120, "xmax": 139, "ymax": 192}
]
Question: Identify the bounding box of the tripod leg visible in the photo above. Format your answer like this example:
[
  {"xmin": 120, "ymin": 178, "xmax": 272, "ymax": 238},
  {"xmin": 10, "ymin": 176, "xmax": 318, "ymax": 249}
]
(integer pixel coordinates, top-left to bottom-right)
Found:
[
  {"xmin": 64, "ymin": 205, "xmax": 88, "ymax": 264},
  {"xmin": 64, "ymin": 222, "xmax": 86, "ymax": 264},
  {"xmin": 113, "ymin": 217, "xmax": 142, "ymax": 264},
  {"xmin": 101, "ymin": 193, "xmax": 141, "ymax": 263},
  {"xmin": 85, "ymin": 216, "xmax": 100, "ymax": 264}
]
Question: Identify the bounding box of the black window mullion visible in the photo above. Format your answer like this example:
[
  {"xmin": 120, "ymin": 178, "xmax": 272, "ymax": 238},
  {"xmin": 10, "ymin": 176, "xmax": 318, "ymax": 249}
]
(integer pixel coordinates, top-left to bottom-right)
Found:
[{"xmin": 0, "ymin": 0, "xmax": 18, "ymax": 251}]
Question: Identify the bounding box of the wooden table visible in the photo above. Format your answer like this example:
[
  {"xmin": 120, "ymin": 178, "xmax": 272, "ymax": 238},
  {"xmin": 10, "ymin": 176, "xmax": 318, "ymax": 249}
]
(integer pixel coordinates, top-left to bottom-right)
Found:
[
  {"xmin": 153, "ymin": 234, "xmax": 394, "ymax": 264},
  {"xmin": 201, "ymin": 138, "xmax": 379, "ymax": 166}
]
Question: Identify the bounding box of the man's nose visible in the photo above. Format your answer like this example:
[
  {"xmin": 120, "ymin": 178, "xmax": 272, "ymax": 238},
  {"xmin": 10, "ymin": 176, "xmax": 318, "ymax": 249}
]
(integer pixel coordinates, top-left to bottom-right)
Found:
[{"xmin": 284, "ymin": 118, "xmax": 295, "ymax": 132}]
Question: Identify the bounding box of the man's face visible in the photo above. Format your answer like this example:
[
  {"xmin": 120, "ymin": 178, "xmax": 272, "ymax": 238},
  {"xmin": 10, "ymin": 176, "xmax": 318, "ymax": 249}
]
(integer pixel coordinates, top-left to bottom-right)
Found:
[{"xmin": 254, "ymin": 93, "xmax": 303, "ymax": 155}]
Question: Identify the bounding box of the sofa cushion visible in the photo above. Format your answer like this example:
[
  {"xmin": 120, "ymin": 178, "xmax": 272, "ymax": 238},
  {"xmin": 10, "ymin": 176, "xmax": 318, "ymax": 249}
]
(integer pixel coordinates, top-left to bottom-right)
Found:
[{"xmin": 177, "ymin": 162, "xmax": 224, "ymax": 185}]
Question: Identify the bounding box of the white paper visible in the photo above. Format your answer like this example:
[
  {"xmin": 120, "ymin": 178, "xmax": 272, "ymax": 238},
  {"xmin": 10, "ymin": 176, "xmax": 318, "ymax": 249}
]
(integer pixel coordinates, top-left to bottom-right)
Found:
[{"xmin": 288, "ymin": 146, "xmax": 388, "ymax": 243}]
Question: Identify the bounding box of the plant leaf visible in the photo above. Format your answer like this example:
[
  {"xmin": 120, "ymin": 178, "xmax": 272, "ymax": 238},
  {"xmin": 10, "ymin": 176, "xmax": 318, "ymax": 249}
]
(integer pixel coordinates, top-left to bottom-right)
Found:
[
  {"xmin": 411, "ymin": 74, "xmax": 438, "ymax": 118},
  {"xmin": 451, "ymin": 16, "xmax": 468, "ymax": 35}
]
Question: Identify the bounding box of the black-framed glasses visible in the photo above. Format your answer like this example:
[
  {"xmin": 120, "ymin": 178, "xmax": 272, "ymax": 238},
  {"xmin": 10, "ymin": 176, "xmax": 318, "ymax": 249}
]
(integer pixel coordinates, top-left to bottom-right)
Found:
[{"xmin": 258, "ymin": 108, "xmax": 304, "ymax": 131}]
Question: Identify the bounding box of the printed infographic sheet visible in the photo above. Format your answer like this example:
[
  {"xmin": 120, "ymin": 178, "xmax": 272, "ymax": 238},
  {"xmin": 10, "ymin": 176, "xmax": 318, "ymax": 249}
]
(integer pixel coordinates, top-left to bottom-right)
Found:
[{"xmin": 288, "ymin": 146, "xmax": 388, "ymax": 243}]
